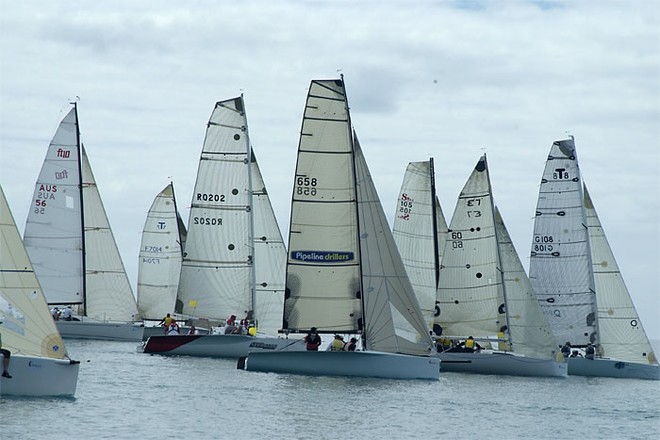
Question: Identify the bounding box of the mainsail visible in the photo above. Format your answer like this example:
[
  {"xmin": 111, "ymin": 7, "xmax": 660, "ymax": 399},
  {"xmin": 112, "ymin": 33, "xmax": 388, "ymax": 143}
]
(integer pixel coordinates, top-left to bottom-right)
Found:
[
  {"xmin": 436, "ymin": 155, "xmax": 505, "ymax": 339},
  {"xmin": 282, "ymin": 78, "xmax": 432, "ymax": 356},
  {"xmin": 177, "ymin": 97, "xmax": 286, "ymax": 332},
  {"xmin": 528, "ymin": 138, "xmax": 597, "ymax": 346},
  {"xmin": 392, "ymin": 159, "xmax": 448, "ymax": 328},
  {"xmin": 23, "ymin": 104, "xmax": 138, "ymax": 322},
  {"xmin": 137, "ymin": 183, "xmax": 186, "ymax": 320}
]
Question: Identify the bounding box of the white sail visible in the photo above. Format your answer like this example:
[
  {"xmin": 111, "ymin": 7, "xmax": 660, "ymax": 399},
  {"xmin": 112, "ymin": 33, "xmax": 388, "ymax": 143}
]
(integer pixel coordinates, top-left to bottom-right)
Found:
[
  {"xmin": 24, "ymin": 105, "xmax": 138, "ymax": 322},
  {"xmin": 354, "ymin": 136, "xmax": 433, "ymax": 356},
  {"xmin": 494, "ymin": 207, "xmax": 559, "ymax": 359},
  {"xmin": 392, "ymin": 159, "xmax": 448, "ymax": 328},
  {"xmin": 23, "ymin": 107, "xmax": 84, "ymax": 306},
  {"xmin": 529, "ymin": 138, "xmax": 597, "ymax": 346},
  {"xmin": 251, "ymin": 151, "xmax": 287, "ymax": 335},
  {"xmin": 137, "ymin": 183, "xmax": 185, "ymax": 320},
  {"xmin": 437, "ymin": 155, "xmax": 504, "ymax": 338},
  {"xmin": 282, "ymin": 78, "xmax": 432, "ymax": 356},
  {"xmin": 81, "ymin": 146, "xmax": 138, "ymax": 321},
  {"xmin": 283, "ymin": 79, "xmax": 361, "ymax": 333},
  {"xmin": 177, "ymin": 96, "xmax": 285, "ymax": 330},
  {"xmin": 0, "ymin": 185, "xmax": 68, "ymax": 360},
  {"xmin": 584, "ymin": 185, "xmax": 657, "ymax": 365}
]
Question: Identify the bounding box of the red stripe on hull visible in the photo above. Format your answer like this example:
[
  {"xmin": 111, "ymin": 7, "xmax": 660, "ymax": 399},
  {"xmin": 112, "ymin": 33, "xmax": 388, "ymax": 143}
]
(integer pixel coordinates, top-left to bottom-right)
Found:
[{"xmin": 143, "ymin": 335, "xmax": 203, "ymax": 353}]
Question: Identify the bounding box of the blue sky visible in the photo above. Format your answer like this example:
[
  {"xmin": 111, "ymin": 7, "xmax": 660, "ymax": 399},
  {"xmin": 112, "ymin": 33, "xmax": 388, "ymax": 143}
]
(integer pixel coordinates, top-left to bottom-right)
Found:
[{"xmin": 1, "ymin": 0, "xmax": 658, "ymax": 338}]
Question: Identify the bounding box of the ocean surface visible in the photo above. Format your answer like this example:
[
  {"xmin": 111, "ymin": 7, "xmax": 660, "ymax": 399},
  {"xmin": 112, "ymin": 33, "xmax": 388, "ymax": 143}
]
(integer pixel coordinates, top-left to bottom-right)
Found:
[{"xmin": 1, "ymin": 339, "xmax": 659, "ymax": 440}]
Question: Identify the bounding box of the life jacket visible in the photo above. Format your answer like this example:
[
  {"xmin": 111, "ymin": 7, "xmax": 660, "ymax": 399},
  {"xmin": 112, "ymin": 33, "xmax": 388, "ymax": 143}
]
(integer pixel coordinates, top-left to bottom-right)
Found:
[
  {"xmin": 331, "ymin": 338, "xmax": 344, "ymax": 351},
  {"xmin": 465, "ymin": 339, "xmax": 475, "ymax": 349},
  {"xmin": 305, "ymin": 333, "xmax": 321, "ymax": 350}
]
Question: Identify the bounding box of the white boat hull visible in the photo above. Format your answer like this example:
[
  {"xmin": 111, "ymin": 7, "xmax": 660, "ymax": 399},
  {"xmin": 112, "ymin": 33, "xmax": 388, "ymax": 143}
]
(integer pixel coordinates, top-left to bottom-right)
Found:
[
  {"xmin": 242, "ymin": 350, "xmax": 440, "ymax": 380},
  {"xmin": 438, "ymin": 351, "xmax": 567, "ymax": 377},
  {"xmin": 56, "ymin": 320, "xmax": 144, "ymax": 341},
  {"xmin": 568, "ymin": 357, "xmax": 659, "ymax": 380},
  {"xmin": 140, "ymin": 334, "xmax": 306, "ymax": 358},
  {"xmin": 0, "ymin": 354, "xmax": 79, "ymax": 397}
]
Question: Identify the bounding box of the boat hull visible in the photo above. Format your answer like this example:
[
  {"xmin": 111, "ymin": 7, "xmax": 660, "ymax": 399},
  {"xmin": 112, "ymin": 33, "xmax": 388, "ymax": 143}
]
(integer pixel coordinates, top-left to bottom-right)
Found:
[
  {"xmin": 140, "ymin": 334, "xmax": 306, "ymax": 358},
  {"xmin": 0, "ymin": 354, "xmax": 79, "ymax": 397},
  {"xmin": 141, "ymin": 325, "xmax": 209, "ymax": 341},
  {"xmin": 56, "ymin": 320, "xmax": 144, "ymax": 341},
  {"xmin": 242, "ymin": 350, "xmax": 440, "ymax": 380},
  {"xmin": 568, "ymin": 357, "xmax": 659, "ymax": 380},
  {"xmin": 437, "ymin": 351, "xmax": 567, "ymax": 377}
]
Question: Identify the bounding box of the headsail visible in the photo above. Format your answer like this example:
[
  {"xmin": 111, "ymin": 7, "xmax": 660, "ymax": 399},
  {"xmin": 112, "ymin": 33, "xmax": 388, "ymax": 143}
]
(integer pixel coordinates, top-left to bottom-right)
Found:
[
  {"xmin": 529, "ymin": 138, "xmax": 597, "ymax": 346},
  {"xmin": 80, "ymin": 146, "xmax": 138, "ymax": 321},
  {"xmin": 584, "ymin": 185, "xmax": 656, "ymax": 365},
  {"xmin": 0, "ymin": 185, "xmax": 68, "ymax": 359},
  {"xmin": 494, "ymin": 207, "xmax": 558, "ymax": 359},
  {"xmin": 251, "ymin": 150, "xmax": 287, "ymax": 335},
  {"xmin": 354, "ymin": 135, "xmax": 433, "ymax": 356},
  {"xmin": 137, "ymin": 183, "xmax": 186, "ymax": 320}
]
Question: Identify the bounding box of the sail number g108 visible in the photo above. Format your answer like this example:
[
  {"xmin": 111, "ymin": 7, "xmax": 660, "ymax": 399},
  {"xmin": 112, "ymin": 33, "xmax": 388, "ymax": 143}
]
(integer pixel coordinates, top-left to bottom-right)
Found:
[
  {"xmin": 533, "ymin": 235, "xmax": 555, "ymax": 252},
  {"xmin": 296, "ymin": 176, "xmax": 317, "ymax": 196}
]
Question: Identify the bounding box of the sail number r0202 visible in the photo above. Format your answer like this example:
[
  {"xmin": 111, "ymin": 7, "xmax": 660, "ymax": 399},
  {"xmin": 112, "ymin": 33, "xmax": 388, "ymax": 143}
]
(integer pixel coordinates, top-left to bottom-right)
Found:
[{"xmin": 296, "ymin": 176, "xmax": 317, "ymax": 196}]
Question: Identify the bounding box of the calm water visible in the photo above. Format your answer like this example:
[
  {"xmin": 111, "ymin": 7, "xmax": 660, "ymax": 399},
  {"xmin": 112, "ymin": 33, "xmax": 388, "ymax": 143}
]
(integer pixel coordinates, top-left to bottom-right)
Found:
[{"xmin": 1, "ymin": 340, "xmax": 659, "ymax": 440}]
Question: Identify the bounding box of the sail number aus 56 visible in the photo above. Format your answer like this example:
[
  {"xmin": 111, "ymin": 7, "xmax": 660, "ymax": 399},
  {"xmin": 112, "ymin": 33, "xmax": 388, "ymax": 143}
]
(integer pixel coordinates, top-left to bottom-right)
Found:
[{"xmin": 296, "ymin": 176, "xmax": 317, "ymax": 196}]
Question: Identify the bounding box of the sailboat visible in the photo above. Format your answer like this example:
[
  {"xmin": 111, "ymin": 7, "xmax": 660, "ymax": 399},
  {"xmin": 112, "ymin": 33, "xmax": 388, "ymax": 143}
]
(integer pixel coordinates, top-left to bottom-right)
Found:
[
  {"xmin": 529, "ymin": 137, "xmax": 658, "ymax": 380},
  {"xmin": 23, "ymin": 104, "xmax": 143, "ymax": 341},
  {"xmin": 434, "ymin": 155, "xmax": 566, "ymax": 377},
  {"xmin": 141, "ymin": 96, "xmax": 305, "ymax": 358},
  {"xmin": 240, "ymin": 78, "xmax": 440, "ymax": 380},
  {"xmin": 0, "ymin": 185, "xmax": 80, "ymax": 397},
  {"xmin": 392, "ymin": 159, "xmax": 448, "ymax": 335},
  {"xmin": 136, "ymin": 183, "xmax": 202, "ymax": 340}
]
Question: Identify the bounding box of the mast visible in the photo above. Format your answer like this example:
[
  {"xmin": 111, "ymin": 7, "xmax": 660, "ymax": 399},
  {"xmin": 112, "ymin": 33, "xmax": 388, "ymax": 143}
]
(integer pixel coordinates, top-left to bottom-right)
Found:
[
  {"xmin": 429, "ymin": 157, "xmax": 440, "ymax": 288},
  {"xmin": 342, "ymin": 76, "xmax": 366, "ymax": 350},
  {"xmin": 243, "ymin": 94, "xmax": 258, "ymax": 323},
  {"xmin": 73, "ymin": 102, "xmax": 87, "ymax": 315}
]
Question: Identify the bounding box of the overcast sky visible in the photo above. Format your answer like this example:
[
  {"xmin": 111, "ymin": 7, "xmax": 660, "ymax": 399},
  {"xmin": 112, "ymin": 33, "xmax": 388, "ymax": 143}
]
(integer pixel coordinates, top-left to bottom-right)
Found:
[{"xmin": 1, "ymin": 0, "xmax": 658, "ymax": 339}]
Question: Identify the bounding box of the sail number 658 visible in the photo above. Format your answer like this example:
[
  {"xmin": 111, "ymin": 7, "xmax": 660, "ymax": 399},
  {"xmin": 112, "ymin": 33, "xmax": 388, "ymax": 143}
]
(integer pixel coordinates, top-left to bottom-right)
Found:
[{"xmin": 296, "ymin": 176, "xmax": 318, "ymax": 196}]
